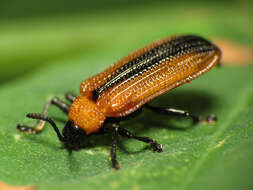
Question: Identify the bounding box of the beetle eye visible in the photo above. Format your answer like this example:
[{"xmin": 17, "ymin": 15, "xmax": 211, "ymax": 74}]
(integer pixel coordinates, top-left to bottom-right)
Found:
[
  {"xmin": 62, "ymin": 121, "xmax": 87, "ymax": 150},
  {"xmin": 62, "ymin": 121, "xmax": 77, "ymax": 137}
]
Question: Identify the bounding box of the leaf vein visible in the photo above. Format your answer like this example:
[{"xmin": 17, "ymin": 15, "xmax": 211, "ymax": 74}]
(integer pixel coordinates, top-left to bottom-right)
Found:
[{"xmin": 178, "ymin": 86, "xmax": 251, "ymax": 190}]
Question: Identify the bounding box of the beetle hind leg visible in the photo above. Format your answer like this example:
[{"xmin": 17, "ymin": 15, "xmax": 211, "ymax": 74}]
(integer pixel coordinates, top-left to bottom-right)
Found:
[
  {"xmin": 145, "ymin": 104, "xmax": 217, "ymax": 125},
  {"xmin": 17, "ymin": 96, "xmax": 70, "ymax": 134}
]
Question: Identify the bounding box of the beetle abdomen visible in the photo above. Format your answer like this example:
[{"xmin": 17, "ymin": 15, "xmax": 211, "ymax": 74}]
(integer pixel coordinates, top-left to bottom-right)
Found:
[{"xmin": 96, "ymin": 35, "xmax": 221, "ymax": 117}]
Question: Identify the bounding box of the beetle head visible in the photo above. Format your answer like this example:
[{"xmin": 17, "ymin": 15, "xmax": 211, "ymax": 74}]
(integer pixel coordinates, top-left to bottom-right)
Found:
[
  {"xmin": 24, "ymin": 113, "xmax": 88, "ymax": 151},
  {"xmin": 62, "ymin": 120, "xmax": 87, "ymax": 150}
]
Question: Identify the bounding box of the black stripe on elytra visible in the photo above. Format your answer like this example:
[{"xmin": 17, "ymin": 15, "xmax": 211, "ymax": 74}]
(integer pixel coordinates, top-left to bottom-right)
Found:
[{"xmin": 93, "ymin": 35, "xmax": 217, "ymax": 100}]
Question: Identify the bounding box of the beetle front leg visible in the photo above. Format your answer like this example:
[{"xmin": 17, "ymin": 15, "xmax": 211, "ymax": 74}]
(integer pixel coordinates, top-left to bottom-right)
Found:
[{"xmin": 17, "ymin": 97, "xmax": 70, "ymax": 134}]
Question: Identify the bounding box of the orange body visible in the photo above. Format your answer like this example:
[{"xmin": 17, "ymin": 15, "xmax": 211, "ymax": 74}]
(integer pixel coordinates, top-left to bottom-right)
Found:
[{"xmin": 68, "ymin": 35, "xmax": 221, "ymax": 134}]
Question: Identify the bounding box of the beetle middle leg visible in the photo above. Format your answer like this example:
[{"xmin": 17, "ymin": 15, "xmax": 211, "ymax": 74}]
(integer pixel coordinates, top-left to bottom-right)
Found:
[
  {"xmin": 145, "ymin": 104, "xmax": 217, "ymax": 124},
  {"xmin": 110, "ymin": 124, "xmax": 121, "ymax": 170},
  {"xmin": 17, "ymin": 94, "xmax": 74, "ymax": 134},
  {"xmin": 117, "ymin": 126, "xmax": 163, "ymax": 152},
  {"xmin": 106, "ymin": 123, "xmax": 162, "ymax": 169},
  {"xmin": 65, "ymin": 92, "xmax": 76, "ymax": 103}
]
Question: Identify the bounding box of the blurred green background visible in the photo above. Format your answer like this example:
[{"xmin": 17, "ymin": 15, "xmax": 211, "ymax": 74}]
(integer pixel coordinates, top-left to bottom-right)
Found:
[
  {"xmin": 0, "ymin": 0, "xmax": 253, "ymax": 190},
  {"xmin": 0, "ymin": 0, "xmax": 252, "ymax": 85}
]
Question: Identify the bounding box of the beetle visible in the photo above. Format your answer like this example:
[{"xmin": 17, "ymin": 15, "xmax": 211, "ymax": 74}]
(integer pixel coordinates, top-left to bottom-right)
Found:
[{"xmin": 17, "ymin": 35, "xmax": 221, "ymax": 169}]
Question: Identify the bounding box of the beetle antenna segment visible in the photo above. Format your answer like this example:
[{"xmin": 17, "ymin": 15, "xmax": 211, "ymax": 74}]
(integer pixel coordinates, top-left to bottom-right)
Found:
[{"xmin": 26, "ymin": 113, "xmax": 65, "ymax": 142}]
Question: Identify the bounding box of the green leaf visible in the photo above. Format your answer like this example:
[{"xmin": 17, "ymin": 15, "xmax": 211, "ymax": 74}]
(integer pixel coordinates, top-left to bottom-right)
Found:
[
  {"xmin": 0, "ymin": 1, "xmax": 253, "ymax": 189},
  {"xmin": 0, "ymin": 49, "xmax": 253, "ymax": 190},
  {"xmin": 1, "ymin": 1, "xmax": 252, "ymax": 83}
]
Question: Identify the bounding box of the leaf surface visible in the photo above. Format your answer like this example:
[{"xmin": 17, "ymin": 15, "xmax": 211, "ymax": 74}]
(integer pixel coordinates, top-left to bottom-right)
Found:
[
  {"xmin": 0, "ymin": 2, "xmax": 253, "ymax": 190},
  {"xmin": 0, "ymin": 52, "xmax": 253, "ymax": 190}
]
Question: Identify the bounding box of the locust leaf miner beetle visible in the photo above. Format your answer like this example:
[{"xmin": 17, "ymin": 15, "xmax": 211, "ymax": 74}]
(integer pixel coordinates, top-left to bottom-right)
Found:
[{"xmin": 17, "ymin": 35, "xmax": 221, "ymax": 169}]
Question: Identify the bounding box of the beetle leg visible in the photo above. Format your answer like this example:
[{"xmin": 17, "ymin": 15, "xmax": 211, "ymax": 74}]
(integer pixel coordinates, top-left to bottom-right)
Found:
[
  {"xmin": 65, "ymin": 93, "xmax": 76, "ymax": 103},
  {"xmin": 110, "ymin": 124, "xmax": 120, "ymax": 170},
  {"xmin": 26, "ymin": 113, "xmax": 65, "ymax": 142},
  {"xmin": 17, "ymin": 97, "xmax": 70, "ymax": 134},
  {"xmin": 145, "ymin": 104, "xmax": 217, "ymax": 124},
  {"xmin": 117, "ymin": 127, "xmax": 163, "ymax": 152}
]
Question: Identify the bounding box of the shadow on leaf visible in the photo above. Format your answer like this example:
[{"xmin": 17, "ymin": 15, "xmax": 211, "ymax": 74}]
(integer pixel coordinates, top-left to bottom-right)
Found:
[{"xmin": 18, "ymin": 88, "xmax": 221, "ymax": 169}]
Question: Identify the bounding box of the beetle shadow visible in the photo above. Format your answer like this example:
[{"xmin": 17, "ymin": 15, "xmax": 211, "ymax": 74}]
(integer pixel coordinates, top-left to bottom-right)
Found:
[
  {"xmin": 115, "ymin": 89, "xmax": 220, "ymax": 154},
  {"xmin": 19, "ymin": 89, "xmax": 220, "ymax": 170},
  {"xmin": 65, "ymin": 89, "xmax": 220, "ymax": 159},
  {"xmin": 149, "ymin": 89, "xmax": 218, "ymax": 114},
  {"xmin": 141, "ymin": 89, "xmax": 219, "ymax": 128},
  {"xmin": 66, "ymin": 89, "xmax": 220, "ymax": 163},
  {"xmin": 20, "ymin": 133, "xmax": 65, "ymax": 151}
]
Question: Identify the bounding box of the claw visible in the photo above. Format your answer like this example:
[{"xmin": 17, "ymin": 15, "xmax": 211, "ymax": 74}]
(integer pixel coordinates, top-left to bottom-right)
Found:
[
  {"xmin": 17, "ymin": 124, "xmax": 36, "ymax": 134},
  {"xmin": 17, "ymin": 122, "xmax": 43, "ymax": 134},
  {"xmin": 151, "ymin": 142, "xmax": 163, "ymax": 152},
  {"xmin": 111, "ymin": 159, "xmax": 121, "ymax": 170},
  {"xmin": 199, "ymin": 114, "xmax": 217, "ymax": 125},
  {"xmin": 17, "ymin": 114, "xmax": 46, "ymax": 134}
]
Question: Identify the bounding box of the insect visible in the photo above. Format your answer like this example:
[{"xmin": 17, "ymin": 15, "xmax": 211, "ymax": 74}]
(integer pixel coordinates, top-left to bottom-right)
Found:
[{"xmin": 17, "ymin": 35, "xmax": 221, "ymax": 169}]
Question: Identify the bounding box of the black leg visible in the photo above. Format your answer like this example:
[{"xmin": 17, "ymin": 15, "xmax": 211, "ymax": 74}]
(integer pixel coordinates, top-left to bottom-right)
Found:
[
  {"xmin": 65, "ymin": 93, "xmax": 76, "ymax": 103},
  {"xmin": 110, "ymin": 124, "xmax": 120, "ymax": 170},
  {"xmin": 145, "ymin": 104, "xmax": 217, "ymax": 124},
  {"xmin": 26, "ymin": 113, "xmax": 65, "ymax": 142},
  {"xmin": 17, "ymin": 97, "xmax": 70, "ymax": 134},
  {"xmin": 104, "ymin": 123, "xmax": 162, "ymax": 169},
  {"xmin": 117, "ymin": 127, "xmax": 163, "ymax": 152}
]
